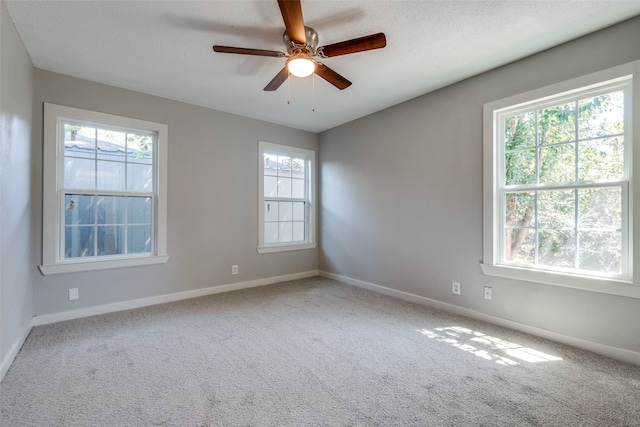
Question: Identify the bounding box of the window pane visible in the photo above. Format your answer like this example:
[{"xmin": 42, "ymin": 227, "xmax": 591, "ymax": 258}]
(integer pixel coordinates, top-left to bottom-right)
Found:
[
  {"xmin": 505, "ymin": 192, "xmax": 535, "ymax": 263},
  {"xmin": 537, "ymin": 102, "xmax": 576, "ymax": 144},
  {"xmin": 578, "ymin": 137, "xmax": 624, "ymax": 181},
  {"xmin": 292, "ymin": 202, "xmax": 305, "ymax": 221},
  {"xmin": 127, "ymin": 133, "xmax": 153, "ymax": 165},
  {"xmin": 97, "ymin": 161, "xmax": 125, "ymax": 191},
  {"xmin": 278, "ymin": 156, "xmax": 292, "ymax": 178},
  {"xmin": 505, "ymin": 149, "xmax": 536, "ymax": 185},
  {"xmin": 578, "ymin": 187, "xmax": 621, "ymax": 230},
  {"xmin": 265, "ymin": 201, "xmax": 279, "ymax": 222},
  {"xmin": 505, "ymin": 192, "xmax": 535, "ymax": 229},
  {"xmin": 579, "ymin": 231, "xmax": 621, "ymax": 274},
  {"xmin": 538, "ymin": 190, "xmax": 575, "ymax": 228},
  {"xmin": 291, "ymin": 178, "xmax": 305, "ymax": 199},
  {"xmin": 264, "ymin": 176, "xmax": 277, "ymax": 198},
  {"xmin": 64, "ymin": 124, "xmax": 96, "ymax": 159},
  {"xmin": 97, "ymin": 226, "xmax": 125, "ymax": 256},
  {"xmin": 264, "ymin": 222, "xmax": 278, "ymax": 244},
  {"xmin": 65, "ymin": 226, "xmax": 95, "ymax": 258},
  {"xmin": 128, "ymin": 225, "xmax": 151, "ymax": 253},
  {"xmin": 264, "ymin": 153, "xmax": 278, "ymax": 176},
  {"xmin": 97, "ymin": 196, "xmax": 125, "ymax": 225},
  {"xmin": 292, "ymin": 222, "xmax": 305, "ymax": 241},
  {"xmin": 128, "ymin": 197, "xmax": 152, "ymax": 224},
  {"xmin": 578, "ymin": 91, "xmax": 624, "ymax": 139},
  {"xmin": 64, "ymin": 157, "xmax": 95, "ymax": 189},
  {"xmin": 127, "ymin": 163, "xmax": 152, "ymax": 192},
  {"xmin": 278, "ymin": 222, "xmax": 293, "ymax": 242},
  {"xmin": 538, "ymin": 230, "xmax": 575, "ymax": 268},
  {"xmin": 539, "ymin": 143, "xmax": 575, "ymax": 183},
  {"xmin": 504, "ymin": 228, "xmax": 535, "ymax": 263},
  {"xmin": 291, "ymin": 157, "xmax": 305, "ymax": 179},
  {"xmin": 278, "ymin": 202, "xmax": 292, "ymax": 221},
  {"xmin": 278, "ymin": 177, "xmax": 292, "ymax": 198},
  {"xmin": 65, "ymin": 195, "xmax": 94, "ymax": 225},
  {"xmin": 97, "ymin": 129, "xmax": 126, "ymax": 161},
  {"xmin": 504, "ymin": 112, "xmax": 536, "ymax": 150}
]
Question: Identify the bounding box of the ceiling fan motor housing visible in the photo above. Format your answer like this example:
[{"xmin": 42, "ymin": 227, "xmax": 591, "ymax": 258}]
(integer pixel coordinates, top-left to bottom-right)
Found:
[{"xmin": 284, "ymin": 26, "xmax": 319, "ymax": 55}]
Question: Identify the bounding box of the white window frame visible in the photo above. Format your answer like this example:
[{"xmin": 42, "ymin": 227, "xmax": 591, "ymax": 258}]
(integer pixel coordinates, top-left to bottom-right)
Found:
[
  {"xmin": 258, "ymin": 141, "xmax": 316, "ymax": 253},
  {"xmin": 482, "ymin": 61, "xmax": 640, "ymax": 299},
  {"xmin": 40, "ymin": 103, "xmax": 169, "ymax": 274}
]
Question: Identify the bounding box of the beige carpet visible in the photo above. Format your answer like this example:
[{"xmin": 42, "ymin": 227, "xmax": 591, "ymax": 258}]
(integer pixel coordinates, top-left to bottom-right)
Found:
[{"xmin": 1, "ymin": 277, "xmax": 639, "ymax": 426}]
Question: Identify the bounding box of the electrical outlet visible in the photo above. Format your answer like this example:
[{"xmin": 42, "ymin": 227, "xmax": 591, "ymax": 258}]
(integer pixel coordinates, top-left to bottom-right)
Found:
[
  {"xmin": 68, "ymin": 288, "xmax": 79, "ymax": 301},
  {"xmin": 232, "ymin": 265, "xmax": 238, "ymax": 275},
  {"xmin": 452, "ymin": 282, "xmax": 461, "ymax": 295},
  {"xmin": 484, "ymin": 286, "xmax": 493, "ymax": 300}
]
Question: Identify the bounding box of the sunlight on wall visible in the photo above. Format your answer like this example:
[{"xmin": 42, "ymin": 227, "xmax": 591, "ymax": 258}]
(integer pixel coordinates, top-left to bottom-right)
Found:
[{"xmin": 418, "ymin": 326, "xmax": 562, "ymax": 365}]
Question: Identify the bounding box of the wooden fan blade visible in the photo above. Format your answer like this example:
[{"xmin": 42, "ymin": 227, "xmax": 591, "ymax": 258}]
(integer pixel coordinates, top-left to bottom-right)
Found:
[
  {"xmin": 315, "ymin": 63, "xmax": 352, "ymax": 90},
  {"xmin": 264, "ymin": 67, "xmax": 290, "ymax": 91},
  {"xmin": 278, "ymin": 0, "xmax": 306, "ymax": 45},
  {"xmin": 213, "ymin": 46, "xmax": 285, "ymax": 57},
  {"xmin": 319, "ymin": 33, "xmax": 386, "ymax": 58}
]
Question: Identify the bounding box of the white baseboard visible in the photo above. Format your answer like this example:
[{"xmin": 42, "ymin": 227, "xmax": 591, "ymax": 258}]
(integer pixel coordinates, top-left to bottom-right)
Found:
[
  {"xmin": 0, "ymin": 320, "xmax": 33, "ymax": 383},
  {"xmin": 32, "ymin": 270, "xmax": 319, "ymax": 326},
  {"xmin": 319, "ymin": 271, "xmax": 640, "ymax": 367}
]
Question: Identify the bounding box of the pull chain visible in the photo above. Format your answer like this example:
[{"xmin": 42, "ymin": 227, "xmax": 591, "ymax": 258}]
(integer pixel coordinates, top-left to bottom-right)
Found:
[
  {"xmin": 285, "ymin": 74, "xmax": 316, "ymax": 112},
  {"xmin": 312, "ymin": 73, "xmax": 315, "ymax": 112}
]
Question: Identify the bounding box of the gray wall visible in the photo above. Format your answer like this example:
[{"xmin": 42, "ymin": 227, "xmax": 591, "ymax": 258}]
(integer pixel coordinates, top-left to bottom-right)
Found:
[
  {"xmin": 32, "ymin": 70, "xmax": 318, "ymax": 316},
  {"xmin": 319, "ymin": 17, "xmax": 640, "ymax": 354},
  {"xmin": 0, "ymin": 1, "xmax": 35, "ymax": 368}
]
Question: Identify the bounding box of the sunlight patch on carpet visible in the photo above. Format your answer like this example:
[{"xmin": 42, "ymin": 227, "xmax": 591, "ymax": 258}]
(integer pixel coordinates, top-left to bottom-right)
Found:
[{"xmin": 418, "ymin": 326, "xmax": 563, "ymax": 365}]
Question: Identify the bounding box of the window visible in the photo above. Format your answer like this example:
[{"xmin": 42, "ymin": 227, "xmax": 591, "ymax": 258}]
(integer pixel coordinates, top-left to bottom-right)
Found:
[
  {"xmin": 482, "ymin": 61, "xmax": 640, "ymax": 298},
  {"xmin": 258, "ymin": 141, "xmax": 316, "ymax": 253},
  {"xmin": 40, "ymin": 103, "xmax": 168, "ymax": 274}
]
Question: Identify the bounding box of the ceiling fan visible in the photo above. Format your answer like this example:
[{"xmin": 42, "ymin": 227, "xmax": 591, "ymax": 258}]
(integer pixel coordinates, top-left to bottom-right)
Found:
[{"xmin": 212, "ymin": 0, "xmax": 386, "ymax": 91}]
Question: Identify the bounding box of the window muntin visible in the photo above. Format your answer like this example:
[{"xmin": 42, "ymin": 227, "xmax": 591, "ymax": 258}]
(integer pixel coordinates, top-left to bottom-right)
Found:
[
  {"xmin": 64, "ymin": 123, "xmax": 154, "ymax": 190},
  {"xmin": 41, "ymin": 103, "xmax": 168, "ymax": 274},
  {"xmin": 258, "ymin": 141, "xmax": 315, "ymax": 253},
  {"xmin": 263, "ymin": 153, "xmax": 307, "ymax": 244},
  {"xmin": 62, "ymin": 122, "xmax": 155, "ymax": 259},
  {"xmin": 498, "ymin": 84, "xmax": 629, "ymax": 278}
]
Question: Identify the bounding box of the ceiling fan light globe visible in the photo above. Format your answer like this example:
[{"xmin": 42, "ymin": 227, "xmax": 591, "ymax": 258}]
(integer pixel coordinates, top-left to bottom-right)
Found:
[{"xmin": 287, "ymin": 57, "xmax": 315, "ymax": 78}]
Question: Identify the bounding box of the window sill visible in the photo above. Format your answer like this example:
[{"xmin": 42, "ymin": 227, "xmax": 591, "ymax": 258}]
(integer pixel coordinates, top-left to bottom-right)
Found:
[
  {"xmin": 257, "ymin": 243, "xmax": 317, "ymax": 254},
  {"xmin": 39, "ymin": 255, "xmax": 169, "ymax": 275},
  {"xmin": 480, "ymin": 263, "xmax": 640, "ymax": 299}
]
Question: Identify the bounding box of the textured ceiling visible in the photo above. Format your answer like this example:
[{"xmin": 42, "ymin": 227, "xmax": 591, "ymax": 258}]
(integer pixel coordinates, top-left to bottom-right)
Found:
[{"xmin": 5, "ymin": 1, "xmax": 640, "ymax": 133}]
